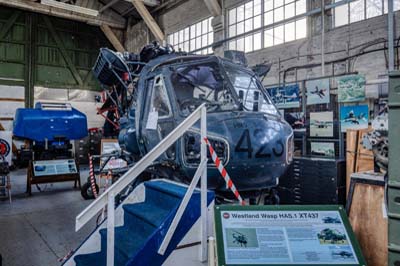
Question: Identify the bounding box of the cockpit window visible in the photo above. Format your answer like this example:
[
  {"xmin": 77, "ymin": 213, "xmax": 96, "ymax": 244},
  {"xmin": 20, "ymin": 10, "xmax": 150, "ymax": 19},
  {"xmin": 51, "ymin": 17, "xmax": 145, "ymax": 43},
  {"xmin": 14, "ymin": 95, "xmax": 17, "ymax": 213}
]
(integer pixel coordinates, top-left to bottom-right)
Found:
[
  {"xmin": 170, "ymin": 62, "xmax": 239, "ymax": 116},
  {"xmin": 223, "ymin": 64, "xmax": 278, "ymax": 116},
  {"xmin": 150, "ymin": 75, "xmax": 172, "ymax": 118}
]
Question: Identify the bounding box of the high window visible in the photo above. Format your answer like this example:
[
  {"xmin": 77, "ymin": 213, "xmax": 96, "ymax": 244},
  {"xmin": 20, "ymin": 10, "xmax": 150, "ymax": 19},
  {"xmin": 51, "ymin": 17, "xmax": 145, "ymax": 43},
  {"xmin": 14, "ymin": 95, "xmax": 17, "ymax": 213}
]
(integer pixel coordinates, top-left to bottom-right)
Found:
[
  {"xmin": 228, "ymin": 0, "xmax": 307, "ymax": 52},
  {"xmin": 168, "ymin": 17, "xmax": 213, "ymax": 54},
  {"xmin": 334, "ymin": 0, "xmax": 400, "ymax": 27},
  {"xmin": 228, "ymin": 0, "xmax": 263, "ymax": 52},
  {"xmin": 263, "ymin": 0, "xmax": 307, "ymax": 47}
]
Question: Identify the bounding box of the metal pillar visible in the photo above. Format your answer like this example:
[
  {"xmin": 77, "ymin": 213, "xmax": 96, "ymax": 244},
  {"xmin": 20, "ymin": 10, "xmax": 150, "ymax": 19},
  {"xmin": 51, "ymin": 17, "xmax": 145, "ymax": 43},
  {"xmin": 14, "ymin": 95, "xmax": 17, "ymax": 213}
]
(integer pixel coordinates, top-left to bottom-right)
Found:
[
  {"xmin": 321, "ymin": 0, "xmax": 325, "ymax": 76},
  {"xmin": 388, "ymin": 71, "xmax": 400, "ymax": 265},
  {"xmin": 388, "ymin": 0, "xmax": 394, "ymax": 71}
]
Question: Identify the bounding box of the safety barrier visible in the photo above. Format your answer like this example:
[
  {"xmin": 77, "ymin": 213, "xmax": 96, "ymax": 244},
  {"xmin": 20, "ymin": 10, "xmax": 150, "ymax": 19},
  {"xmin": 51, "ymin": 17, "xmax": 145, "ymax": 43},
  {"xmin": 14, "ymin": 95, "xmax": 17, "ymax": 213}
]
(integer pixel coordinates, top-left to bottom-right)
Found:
[{"xmin": 75, "ymin": 104, "xmax": 209, "ymax": 266}]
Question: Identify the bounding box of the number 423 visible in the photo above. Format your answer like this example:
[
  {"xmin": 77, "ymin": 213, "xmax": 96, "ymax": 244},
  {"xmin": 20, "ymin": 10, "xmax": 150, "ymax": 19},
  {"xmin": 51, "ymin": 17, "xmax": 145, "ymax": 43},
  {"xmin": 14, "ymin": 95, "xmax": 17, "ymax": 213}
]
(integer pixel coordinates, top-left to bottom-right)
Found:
[{"xmin": 234, "ymin": 129, "xmax": 285, "ymax": 159}]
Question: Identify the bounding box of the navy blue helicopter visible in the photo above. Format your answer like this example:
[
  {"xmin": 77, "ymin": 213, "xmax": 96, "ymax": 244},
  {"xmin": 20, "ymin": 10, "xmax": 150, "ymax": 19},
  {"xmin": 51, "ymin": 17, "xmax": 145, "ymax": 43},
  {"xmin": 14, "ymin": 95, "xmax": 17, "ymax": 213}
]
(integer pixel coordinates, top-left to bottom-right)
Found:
[{"xmin": 89, "ymin": 42, "xmax": 293, "ymax": 201}]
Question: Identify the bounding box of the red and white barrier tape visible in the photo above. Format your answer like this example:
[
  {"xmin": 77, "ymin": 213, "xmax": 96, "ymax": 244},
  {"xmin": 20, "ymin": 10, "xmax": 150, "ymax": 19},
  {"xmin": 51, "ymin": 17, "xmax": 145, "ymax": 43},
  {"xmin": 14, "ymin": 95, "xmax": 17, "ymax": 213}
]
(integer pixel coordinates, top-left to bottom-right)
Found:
[
  {"xmin": 88, "ymin": 154, "xmax": 98, "ymax": 198},
  {"xmin": 58, "ymin": 250, "xmax": 73, "ymax": 263},
  {"xmin": 203, "ymin": 138, "xmax": 245, "ymax": 206}
]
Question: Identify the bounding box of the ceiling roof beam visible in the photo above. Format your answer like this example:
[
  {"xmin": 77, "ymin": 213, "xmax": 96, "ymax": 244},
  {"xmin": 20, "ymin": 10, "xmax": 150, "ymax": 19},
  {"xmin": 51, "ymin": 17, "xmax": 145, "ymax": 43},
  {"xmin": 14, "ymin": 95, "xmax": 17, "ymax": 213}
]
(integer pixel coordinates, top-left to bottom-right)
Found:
[
  {"xmin": 121, "ymin": 5, "xmax": 135, "ymax": 16},
  {"xmin": 203, "ymin": 0, "xmax": 221, "ymax": 16},
  {"xmin": 129, "ymin": 0, "xmax": 164, "ymax": 41},
  {"xmin": 99, "ymin": 0, "xmax": 120, "ymax": 13},
  {"xmin": 0, "ymin": 0, "xmax": 125, "ymax": 29},
  {"xmin": 41, "ymin": 0, "xmax": 99, "ymax": 16},
  {"xmin": 100, "ymin": 24, "xmax": 125, "ymax": 52}
]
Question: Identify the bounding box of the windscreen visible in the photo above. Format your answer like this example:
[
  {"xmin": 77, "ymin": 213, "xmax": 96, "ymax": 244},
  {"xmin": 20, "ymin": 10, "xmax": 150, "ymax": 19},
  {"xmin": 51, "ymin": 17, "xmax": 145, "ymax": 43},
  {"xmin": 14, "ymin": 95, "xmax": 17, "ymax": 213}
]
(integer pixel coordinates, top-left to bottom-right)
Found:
[
  {"xmin": 170, "ymin": 62, "xmax": 239, "ymax": 116},
  {"xmin": 223, "ymin": 63, "xmax": 278, "ymax": 116}
]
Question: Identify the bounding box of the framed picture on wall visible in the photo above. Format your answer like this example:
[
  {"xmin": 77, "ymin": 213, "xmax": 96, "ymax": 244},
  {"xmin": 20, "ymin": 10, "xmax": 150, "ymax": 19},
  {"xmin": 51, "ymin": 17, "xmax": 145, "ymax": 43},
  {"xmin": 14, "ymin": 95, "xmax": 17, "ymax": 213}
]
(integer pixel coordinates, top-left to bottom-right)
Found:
[
  {"xmin": 310, "ymin": 142, "xmax": 335, "ymax": 157},
  {"xmin": 306, "ymin": 78, "xmax": 330, "ymax": 105},
  {"xmin": 337, "ymin": 75, "xmax": 366, "ymax": 103},
  {"xmin": 340, "ymin": 105, "xmax": 369, "ymax": 132},
  {"xmin": 267, "ymin": 84, "xmax": 300, "ymax": 109},
  {"xmin": 310, "ymin": 112, "xmax": 334, "ymax": 137}
]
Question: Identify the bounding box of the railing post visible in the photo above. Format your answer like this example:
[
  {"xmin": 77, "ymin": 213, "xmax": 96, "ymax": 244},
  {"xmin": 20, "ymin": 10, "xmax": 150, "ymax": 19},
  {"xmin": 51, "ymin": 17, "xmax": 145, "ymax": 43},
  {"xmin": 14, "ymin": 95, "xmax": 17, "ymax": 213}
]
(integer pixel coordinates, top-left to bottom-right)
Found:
[
  {"xmin": 107, "ymin": 192, "xmax": 115, "ymax": 266},
  {"xmin": 208, "ymin": 236, "xmax": 216, "ymax": 266},
  {"xmin": 200, "ymin": 106, "xmax": 208, "ymax": 262}
]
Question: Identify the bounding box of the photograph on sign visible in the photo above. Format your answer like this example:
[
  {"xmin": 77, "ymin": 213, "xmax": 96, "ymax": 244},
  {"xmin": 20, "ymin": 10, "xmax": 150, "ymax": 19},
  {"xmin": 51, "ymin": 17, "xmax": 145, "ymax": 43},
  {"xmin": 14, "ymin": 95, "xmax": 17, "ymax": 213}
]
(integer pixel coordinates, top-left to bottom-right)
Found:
[
  {"xmin": 340, "ymin": 105, "xmax": 369, "ymax": 132},
  {"xmin": 306, "ymin": 78, "xmax": 330, "ymax": 105},
  {"xmin": 310, "ymin": 112, "xmax": 334, "ymax": 137},
  {"xmin": 267, "ymin": 84, "xmax": 300, "ymax": 109},
  {"xmin": 337, "ymin": 75, "xmax": 366, "ymax": 103}
]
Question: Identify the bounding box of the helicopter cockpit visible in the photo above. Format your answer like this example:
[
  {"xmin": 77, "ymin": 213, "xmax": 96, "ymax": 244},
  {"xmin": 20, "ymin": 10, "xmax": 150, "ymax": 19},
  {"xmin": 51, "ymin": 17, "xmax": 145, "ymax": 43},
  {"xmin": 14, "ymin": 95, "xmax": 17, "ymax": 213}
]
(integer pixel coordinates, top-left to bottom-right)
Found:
[{"xmin": 169, "ymin": 59, "xmax": 279, "ymax": 117}]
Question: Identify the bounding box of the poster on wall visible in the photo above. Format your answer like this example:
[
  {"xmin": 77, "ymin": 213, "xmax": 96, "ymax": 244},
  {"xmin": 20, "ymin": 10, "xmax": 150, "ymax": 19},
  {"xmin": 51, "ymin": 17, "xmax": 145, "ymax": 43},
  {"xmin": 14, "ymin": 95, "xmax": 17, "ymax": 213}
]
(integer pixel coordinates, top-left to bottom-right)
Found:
[
  {"xmin": 306, "ymin": 78, "xmax": 330, "ymax": 105},
  {"xmin": 284, "ymin": 112, "xmax": 306, "ymax": 132},
  {"xmin": 337, "ymin": 75, "xmax": 366, "ymax": 103},
  {"xmin": 0, "ymin": 131, "xmax": 12, "ymax": 164},
  {"xmin": 310, "ymin": 112, "xmax": 334, "ymax": 137},
  {"xmin": 267, "ymin": 84, "xmax": 300, "ymax": 109},
  {"xmin": 340, "ymin": 105, "xmax": 369, "ymax": 132},
  {"xmin": 311, "ymin": 142, "xmax": 335, "ymax": 157}
]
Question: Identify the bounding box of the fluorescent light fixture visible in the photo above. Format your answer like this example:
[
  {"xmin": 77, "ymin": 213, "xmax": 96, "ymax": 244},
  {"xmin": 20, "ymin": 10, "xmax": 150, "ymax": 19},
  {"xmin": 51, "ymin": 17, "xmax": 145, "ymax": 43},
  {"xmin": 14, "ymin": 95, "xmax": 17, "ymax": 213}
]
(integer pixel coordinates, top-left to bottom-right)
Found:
[{"xmin": 41, "ymin": 0, "xmax": 99, "ymax": 17}]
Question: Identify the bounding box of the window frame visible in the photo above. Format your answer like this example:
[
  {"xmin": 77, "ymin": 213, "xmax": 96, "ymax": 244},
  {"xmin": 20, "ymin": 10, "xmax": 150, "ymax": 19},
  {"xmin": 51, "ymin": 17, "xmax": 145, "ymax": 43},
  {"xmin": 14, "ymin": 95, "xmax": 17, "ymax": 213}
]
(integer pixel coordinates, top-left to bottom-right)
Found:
[
  {"xmin": 226, "ymin": 0, "xmax": 308, "ymax": 53},
  {"xmin": 333, "ymin": 0, "xmax": 400, "ymax": 28},
  {"xmin": 168, "ymin": 17, "xmax": 213, "ymax": 55},
  {"xmin": 149, "ymin": 74, "xmax": 173, "ymax": 120}
]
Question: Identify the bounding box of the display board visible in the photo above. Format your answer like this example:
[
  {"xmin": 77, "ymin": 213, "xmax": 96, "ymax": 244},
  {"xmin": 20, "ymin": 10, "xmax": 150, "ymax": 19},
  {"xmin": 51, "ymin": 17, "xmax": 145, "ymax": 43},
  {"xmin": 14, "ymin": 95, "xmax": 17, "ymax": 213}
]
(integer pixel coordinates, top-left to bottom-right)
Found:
[
  {"xmin": 27, "ymin": 159, "xmax": 81, "ymax": 195},
  {"xmin": 33, "ymin": 159, "xmax": 78, "ymax": 176},
  {"xmin": 214, "ymin": 205, "xmax": 366, "ymax": 266}
]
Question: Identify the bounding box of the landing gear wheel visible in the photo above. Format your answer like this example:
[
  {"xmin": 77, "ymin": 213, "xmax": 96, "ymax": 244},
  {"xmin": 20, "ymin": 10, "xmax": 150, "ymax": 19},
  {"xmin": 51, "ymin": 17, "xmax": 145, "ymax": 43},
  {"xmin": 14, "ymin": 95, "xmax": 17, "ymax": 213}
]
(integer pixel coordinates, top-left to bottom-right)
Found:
[{"xmin": 81, "ymin": 182, "xmax": 99, "ymax": 200}]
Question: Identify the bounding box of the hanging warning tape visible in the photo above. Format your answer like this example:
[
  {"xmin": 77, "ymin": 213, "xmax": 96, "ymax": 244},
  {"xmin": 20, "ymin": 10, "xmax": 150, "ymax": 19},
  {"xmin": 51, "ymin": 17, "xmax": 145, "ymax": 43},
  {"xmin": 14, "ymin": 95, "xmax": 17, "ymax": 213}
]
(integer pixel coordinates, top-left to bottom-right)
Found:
[
  {"xmin": 203, "ymin": 137, "xmax": 245, "ymax": 206},
  {"xmin": 88, "ymin": 154, "xmax": 98, "ymax": 198}
]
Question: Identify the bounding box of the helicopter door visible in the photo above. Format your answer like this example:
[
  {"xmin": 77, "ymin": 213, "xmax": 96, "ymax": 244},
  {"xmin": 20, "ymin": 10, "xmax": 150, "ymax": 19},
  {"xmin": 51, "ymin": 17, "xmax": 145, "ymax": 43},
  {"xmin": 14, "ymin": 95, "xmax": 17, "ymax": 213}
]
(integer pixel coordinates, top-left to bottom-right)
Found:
[{"xmin": 141, "ymin": 74, "xmax": 176, "ymax": 159}]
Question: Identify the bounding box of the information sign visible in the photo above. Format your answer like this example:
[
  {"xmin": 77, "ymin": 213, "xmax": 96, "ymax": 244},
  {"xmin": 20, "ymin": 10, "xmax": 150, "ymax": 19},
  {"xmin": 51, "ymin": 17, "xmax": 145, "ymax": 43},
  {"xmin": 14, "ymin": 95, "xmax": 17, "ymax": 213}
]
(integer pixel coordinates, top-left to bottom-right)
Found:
[
  {"xmin": 214, "ymin": 205, "xmax": 366, "ymax": 266},
  {"xmin": 33, "ymin": 159, "xmax": 78, "ymax": 177}
]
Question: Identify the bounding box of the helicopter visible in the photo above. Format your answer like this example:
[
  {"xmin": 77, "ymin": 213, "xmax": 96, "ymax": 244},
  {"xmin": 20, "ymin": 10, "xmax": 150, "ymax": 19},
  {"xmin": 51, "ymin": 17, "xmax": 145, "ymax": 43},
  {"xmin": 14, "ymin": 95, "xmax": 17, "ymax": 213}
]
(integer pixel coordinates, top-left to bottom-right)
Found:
[
  {"xmin": 309, "ymin": 86, "xmax": 328, "ymax": 99},
  {"xmin": 318, "ymin": 228, "xmax": 347, "ymax": 244},
  {"xmin": 232, "ymin": 230, "xmax": 248, "ymax": 247},
  {"xmin": 87, "ymin": 42, "xmax": 294, "ymax": 202},
  {"xmin": 332, "ymin": 250, "xmax": 354, "ymax": 258},
  {"xmin": 322, "ymin": 216, "xmax": 341, "ymax": 224}
]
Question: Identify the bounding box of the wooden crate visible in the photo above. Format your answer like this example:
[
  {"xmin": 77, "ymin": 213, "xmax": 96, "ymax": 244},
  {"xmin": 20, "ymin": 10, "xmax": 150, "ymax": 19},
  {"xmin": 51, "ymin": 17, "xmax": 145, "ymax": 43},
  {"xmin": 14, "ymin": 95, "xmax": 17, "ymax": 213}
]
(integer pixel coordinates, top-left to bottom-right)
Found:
[
  {"xmin": 346, "ymin": 128, "xmax": 374, "ymax": 197},
  {"xmin": 347, "ymin": 172, "xmax": 388, "ymax": 266}
]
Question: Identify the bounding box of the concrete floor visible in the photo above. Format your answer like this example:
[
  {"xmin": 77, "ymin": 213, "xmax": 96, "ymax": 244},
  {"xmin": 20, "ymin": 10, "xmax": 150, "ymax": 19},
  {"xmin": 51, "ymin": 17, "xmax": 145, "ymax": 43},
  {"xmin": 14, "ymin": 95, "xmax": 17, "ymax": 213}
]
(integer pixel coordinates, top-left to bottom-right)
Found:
[{"xmin": 0, "ymin": 167, "xmax": 97, "ymax": 266}]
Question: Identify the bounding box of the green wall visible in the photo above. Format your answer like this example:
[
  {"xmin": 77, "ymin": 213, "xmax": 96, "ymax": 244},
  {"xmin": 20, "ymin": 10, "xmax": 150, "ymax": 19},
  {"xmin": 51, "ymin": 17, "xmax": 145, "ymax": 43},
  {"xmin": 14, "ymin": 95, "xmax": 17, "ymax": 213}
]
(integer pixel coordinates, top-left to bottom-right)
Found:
[{"xmin": 0, "ymin": 6, "xmax": 112, "ymax": 107}]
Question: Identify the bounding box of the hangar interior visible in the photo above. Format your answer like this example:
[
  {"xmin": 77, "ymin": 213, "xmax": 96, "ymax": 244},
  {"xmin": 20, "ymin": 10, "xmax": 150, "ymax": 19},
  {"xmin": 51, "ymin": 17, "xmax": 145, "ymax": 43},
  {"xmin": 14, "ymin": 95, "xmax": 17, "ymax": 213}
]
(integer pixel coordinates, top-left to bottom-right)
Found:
[{"xmin": 0, "ymin": 0, "xmax": 398, "ymax": 265}]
